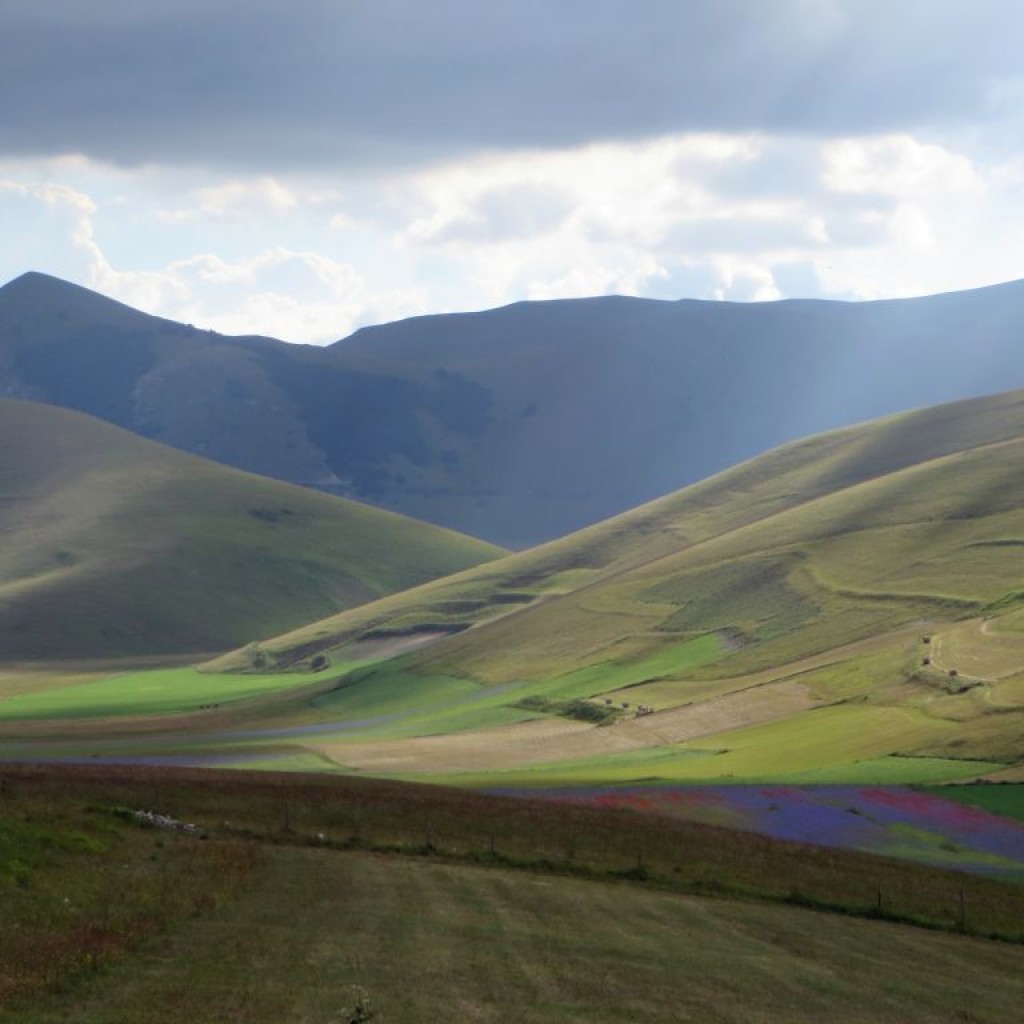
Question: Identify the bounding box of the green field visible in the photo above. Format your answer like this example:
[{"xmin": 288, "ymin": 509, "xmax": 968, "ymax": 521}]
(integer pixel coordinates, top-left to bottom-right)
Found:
[
  {"xmin": 425, "ymin": 752, "xmax": 1003, "ymax": 791},
  {"xmin": 919, "ymin": 783, "xmax": 1024, "ymax": 823},
  {"xmin": 0, "ymin": 665, "xmax": 341, "ymax": 721},
  {"xmin": 1, "ymin": 616, "xmax": 1019, "ymax": 788}
]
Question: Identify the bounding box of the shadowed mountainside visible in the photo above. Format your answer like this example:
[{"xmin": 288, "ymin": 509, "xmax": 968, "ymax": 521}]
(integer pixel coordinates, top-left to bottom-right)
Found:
[
  {"xmin": 6, "ymin": 271, "xmax": 1024, "ymax": 546},
  {"xmin": 0, "ymin": 399, "xmax": 502, "ymax": 659}
]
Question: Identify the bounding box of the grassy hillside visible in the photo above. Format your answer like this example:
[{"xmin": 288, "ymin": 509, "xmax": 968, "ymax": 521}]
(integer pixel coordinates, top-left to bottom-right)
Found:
[
  {"xmin": 183, "ymin": 388, "xmax": 1024, "ymax": 784},
  {"xmin": 0, "ymin": 399, "xmax": 502, "ymax": 659},
  {"xmin": 3, "ymin": 766, "xmax": 1023, "ymax": 1023},
  {"xmin": 229, "ymin": 387, "xmax": 1024, "ymax": 666},
  {"xmin": 10, "ymin": 271, "xmax": 1024, "ymax": 546}
]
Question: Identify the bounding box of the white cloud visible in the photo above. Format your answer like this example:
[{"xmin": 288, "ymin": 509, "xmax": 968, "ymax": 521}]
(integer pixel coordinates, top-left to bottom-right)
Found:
[
  {"xmin": 110, "ymin": 248, "xmax": 428, "ymax": 342},
  {"xmin": 709, "ymin": 260, "xmax": 783, "ymax": 302},
  {"xmin": 328, "ymin": 210, "xmax": 361, "ymax": 232},
  {"xmin": 4, "ymin": 126, "xmax": 1024, "ymax": 343},
  {"xmin": 821, "ymin": 135, "xmax": 979, "ymax": 197},
  {"xmin": 397, "ymin": 136, "xmax": 778, "ymax": 304},
  {"xmin": 0, "ymin": 177, "xmax": 102, "ymax": 283},
  {"xmin": 185, "ymin": 177, "xmax": 298, "ymax": 221},
  {"xmin": 0, "ymin": 164, "xmax": 427, "ymax": 341},
  {"xmin": 402, "ymin": 136, "xmax": 750, "ymax": 253},
  {"xmin": 525, "ymin": 253, "xmax": 669, "ymax": 303}
]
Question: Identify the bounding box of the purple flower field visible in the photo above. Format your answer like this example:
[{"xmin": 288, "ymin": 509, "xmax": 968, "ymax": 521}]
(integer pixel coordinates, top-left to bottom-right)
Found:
[{"xmin": 494, "ymin": 785, "xmax": 1024, "ymax": 881}]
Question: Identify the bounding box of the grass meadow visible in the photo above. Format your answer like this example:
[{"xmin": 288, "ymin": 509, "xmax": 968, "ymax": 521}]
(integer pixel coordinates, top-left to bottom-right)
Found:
[
  {"xmin": 3, "ymin": 765, "xmax": 1024, "ymax": 1023},
  {"xmin": 1, "ymin": 620, "xmax": 1019, "ymax": 788},
  {"xmin": 0, "ymin": 665, "xmax": 341, "ymax": 721},
  {"xmin": 128, "ymin": 391, "xmax": 1021, "ymax": 795},
  {"xmin": 919, "ymin": 783, "xmax": 1024, "ymax": 823},
  {"xmin": 1, "ymin": 389, "xmax": 1024, "ymax": 1024}
]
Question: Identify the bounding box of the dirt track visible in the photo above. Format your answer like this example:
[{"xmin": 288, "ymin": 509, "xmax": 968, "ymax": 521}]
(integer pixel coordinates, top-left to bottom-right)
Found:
[{"xmin": 929, "ymin": 618, "xmax": 1024, "ymax": 680}]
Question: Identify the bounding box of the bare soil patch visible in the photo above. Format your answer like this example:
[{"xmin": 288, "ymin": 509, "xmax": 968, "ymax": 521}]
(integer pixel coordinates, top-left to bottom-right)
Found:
[{"xmin": 332, "ymin": 629, "xmax": 455, "ymax": 661}]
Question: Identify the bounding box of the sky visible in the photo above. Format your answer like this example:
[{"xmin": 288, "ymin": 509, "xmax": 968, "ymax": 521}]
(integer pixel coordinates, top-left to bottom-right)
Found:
[{"xmin": 3, "ymin": 0, "xmax": 1024, "ymax": 343}]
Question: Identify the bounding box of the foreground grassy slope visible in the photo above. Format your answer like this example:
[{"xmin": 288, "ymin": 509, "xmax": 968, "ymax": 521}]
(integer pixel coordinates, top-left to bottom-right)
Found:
[
  {"xmin": 21, "ymin": 856, "xmax": 1024, "ymax": 1024},
  {"xmin": 188, "ymin": 389, "xmax": 1024, "ymax": 782},
  {"xmin": 3, "ymin": 766, "xmax": 1024, "ymax": 1024},
  {"xmin": 0, "ymin": 400, "xmax": 502, "ymax": 659}
]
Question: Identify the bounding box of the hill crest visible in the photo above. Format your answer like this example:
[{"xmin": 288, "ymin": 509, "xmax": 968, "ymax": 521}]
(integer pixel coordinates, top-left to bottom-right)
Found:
[{"xmin": 0, "ymin": 398, "xmax": 503, "ymax": 659}]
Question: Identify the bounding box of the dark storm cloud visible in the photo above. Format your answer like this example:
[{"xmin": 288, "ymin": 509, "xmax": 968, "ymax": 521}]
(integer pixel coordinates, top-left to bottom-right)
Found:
[{"xmin": 2, "ymin": 0, "xmax": 1021, "ymax": 170}]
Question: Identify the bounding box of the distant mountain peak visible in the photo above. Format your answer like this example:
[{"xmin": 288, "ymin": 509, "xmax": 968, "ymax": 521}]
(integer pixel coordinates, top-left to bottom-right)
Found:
[
  {"xmin": 0, "ymin": 270, "xmax": 166, "ymax": 325},
  {"xmin": 3, "ymin": 270, "xmax": 105, "ymax": 297},
  {"xmin": 3, "ymin": 269, "xmax": 64, "ymax": 287}
]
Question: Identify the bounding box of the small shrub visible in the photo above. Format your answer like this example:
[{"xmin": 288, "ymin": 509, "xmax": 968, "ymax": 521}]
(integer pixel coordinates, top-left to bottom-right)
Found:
[
  {"xmin": 510, "ymin": 695, "xmax": 622, "ymax": 725},
  {"xmin": 339, "ymin": 987, "xmax": 375, "ymax": 1023}
]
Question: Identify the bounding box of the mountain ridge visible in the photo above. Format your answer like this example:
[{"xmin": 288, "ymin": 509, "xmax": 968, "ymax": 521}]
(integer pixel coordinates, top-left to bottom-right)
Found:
[{"xmin": 8, "ymin": 270, "xmax": 1024, "ymax": 546}]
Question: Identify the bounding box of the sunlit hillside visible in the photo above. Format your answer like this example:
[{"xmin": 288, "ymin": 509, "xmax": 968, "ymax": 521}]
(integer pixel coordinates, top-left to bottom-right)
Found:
[
  {"xmin": 195, "ymin": 388, "xmax": 1024, "ymax": 784},
  {"xmin": 234, "ymin": 387, "xmax": 1024, "ymax": 670}
]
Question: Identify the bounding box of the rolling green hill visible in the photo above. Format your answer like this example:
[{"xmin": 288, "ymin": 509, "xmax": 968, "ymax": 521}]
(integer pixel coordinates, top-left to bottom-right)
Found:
[
  {"xmin": 227, "ymin": 387, "xmax": 1024, "ymax": 668},
  {"xmin": 191, "ymin": 388, "xmax": 1024, "ymax": 783},
  {"xmin": 0, "ymin": 399, "xmax": 503, "ymax": 660}
]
